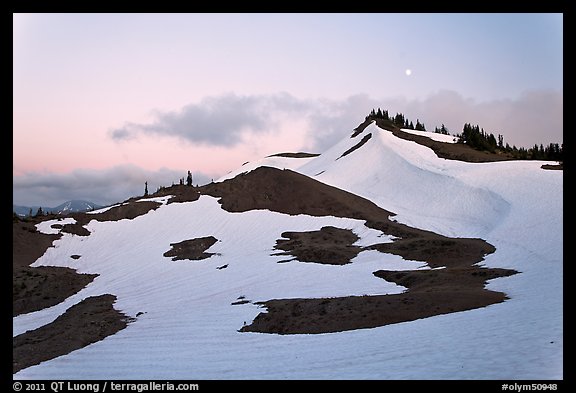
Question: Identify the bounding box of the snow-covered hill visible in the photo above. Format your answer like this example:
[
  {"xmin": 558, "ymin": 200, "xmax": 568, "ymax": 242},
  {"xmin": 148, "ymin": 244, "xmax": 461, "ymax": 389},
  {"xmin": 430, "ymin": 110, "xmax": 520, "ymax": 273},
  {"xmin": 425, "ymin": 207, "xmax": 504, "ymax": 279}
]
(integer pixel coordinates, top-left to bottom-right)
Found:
[{"xmin": 13, "ymin": 121, "xmax": 562, "ymax": 379}]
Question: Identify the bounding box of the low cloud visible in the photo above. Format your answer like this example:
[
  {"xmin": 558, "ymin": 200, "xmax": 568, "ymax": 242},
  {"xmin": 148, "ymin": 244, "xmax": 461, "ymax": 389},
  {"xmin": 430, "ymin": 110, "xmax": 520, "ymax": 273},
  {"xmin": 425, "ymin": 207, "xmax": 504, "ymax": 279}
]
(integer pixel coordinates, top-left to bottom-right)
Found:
[
  {"xmin": 110, "ymin": 92, "xmax": 309, "ymax": 147},
  {"xmin": 13, "ymin": 165, "xmax": 212, "ymax": 208},
  {"xmin": 303, "ymin": 94, "xmax": 381, "ymax": 152}
]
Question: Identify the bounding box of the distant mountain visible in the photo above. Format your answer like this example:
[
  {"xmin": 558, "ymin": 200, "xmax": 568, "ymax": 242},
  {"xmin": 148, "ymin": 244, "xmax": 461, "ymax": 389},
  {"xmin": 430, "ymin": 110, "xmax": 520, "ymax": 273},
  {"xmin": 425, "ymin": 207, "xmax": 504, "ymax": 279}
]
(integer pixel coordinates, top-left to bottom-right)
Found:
[
  {"xmin": 50, "ymin": 200, "xmax": 103, "ymax": 214},
  {"xmin": 13, "ymin": 200, "xmax": 103, "ymax": 216}
]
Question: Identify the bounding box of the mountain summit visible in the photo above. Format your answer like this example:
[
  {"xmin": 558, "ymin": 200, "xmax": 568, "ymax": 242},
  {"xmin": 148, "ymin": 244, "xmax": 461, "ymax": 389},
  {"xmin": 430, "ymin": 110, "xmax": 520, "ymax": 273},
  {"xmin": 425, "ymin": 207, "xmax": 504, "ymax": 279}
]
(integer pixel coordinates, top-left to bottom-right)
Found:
[{"xmin": 13, "ymin": 120, "xmax": 562, "ymax": 379}]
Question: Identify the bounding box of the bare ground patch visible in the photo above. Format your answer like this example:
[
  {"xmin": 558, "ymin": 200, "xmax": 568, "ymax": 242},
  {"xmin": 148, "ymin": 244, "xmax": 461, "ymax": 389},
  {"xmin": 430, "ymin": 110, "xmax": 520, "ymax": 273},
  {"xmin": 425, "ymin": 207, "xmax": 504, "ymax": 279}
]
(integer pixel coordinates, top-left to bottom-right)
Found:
[
  {"xmin": 13, "ymin": 218, "xmax": 97, "ymax": 317},
  {"xmin": 199, "ymin": 166, "xmax": 394, "ymax": 222},
  {"xmin": 241, "ymin": 243, "xmax": 517, "ymax": 334},
  {"xmin": 13, "ymin": 217, "xmax": 61, "ymax": 269},
  {"xmin": 13, "ymin": 294, "xmax": 133, "ymax": 374},
  {"xmin": 77, "ymin": 200, "xmax": 163, "ymax": 224},
  {"xmin": 267, "ymin": 152, "xmax": 321, "ymax": 158},
  {"xmin": 272, "ymin": 226, "xmax": 361, "ymax": 265},
  {"xmin": 154, "ymin": 184, "xmax": 202, "ymax": 204},
  {"xmin": 541, "ymin": 163, "xmax": 563, "ymax": 170},
  {"xmin": 13, "ymin": 267, "xmax": 97, "ymax": 317},
  {"xmin": 240, "ymin": 289, "xmax": 511, "ymax": 335},
  {"xmin": 164, "ymin": 236, "xmax": 219, "ymax": 261},
  {"xmin": 240, "ymin": 263, "xmax": 517, "ymax": 335},
  {"xmin": 338, "ymin": 133, "xmax": 372, "ymax": 159}
]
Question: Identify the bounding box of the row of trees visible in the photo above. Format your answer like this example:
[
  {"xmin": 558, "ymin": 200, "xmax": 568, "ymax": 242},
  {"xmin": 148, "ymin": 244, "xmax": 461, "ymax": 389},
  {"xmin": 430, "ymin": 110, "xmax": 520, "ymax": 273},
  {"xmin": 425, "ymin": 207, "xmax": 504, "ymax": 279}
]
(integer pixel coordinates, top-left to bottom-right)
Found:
[
  {"xmin": 367, "ymin": 108, "xmax": 563, "ymax": 162},
  {"xmin": 434, "ymin": 124, "xmax": 450, "ymax": 135},
  {"xmin": 457, "ymin": 123, "xmax": 563, "ymax": 161},
  {"xmin": 368, "ymin": 108, "xmax": 427, "ymax": 131},
  {"xmin": 458, "ymin": 123, "xmax": 498, "ymax": 152},
  {"xmin": 14, "ymin": 206, "xmax": 51, "ymax": 219}
]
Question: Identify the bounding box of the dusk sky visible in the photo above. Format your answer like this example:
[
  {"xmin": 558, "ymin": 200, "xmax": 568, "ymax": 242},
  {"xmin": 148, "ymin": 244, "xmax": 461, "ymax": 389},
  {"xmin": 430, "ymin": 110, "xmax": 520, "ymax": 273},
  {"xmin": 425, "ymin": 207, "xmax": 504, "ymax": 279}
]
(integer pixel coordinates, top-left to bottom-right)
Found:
[{"xmin": 13, "ymin": 13, "xmax": 563, "ymax": 207}]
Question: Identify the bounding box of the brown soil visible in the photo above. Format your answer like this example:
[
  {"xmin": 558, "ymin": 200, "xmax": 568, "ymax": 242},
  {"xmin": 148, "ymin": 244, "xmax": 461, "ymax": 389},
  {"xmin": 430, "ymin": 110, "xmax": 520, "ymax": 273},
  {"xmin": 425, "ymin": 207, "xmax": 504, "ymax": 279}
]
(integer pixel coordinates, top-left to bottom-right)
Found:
[
  {"xmin": 163, "ymin": 236, "xmax": 219, "ymax": 261},
  {"xmin": 13, "ymin": 294, "xmax": 133, "ymax": 374},
  {"xmin": 199, "ymin": 166, "xmax": 395, "ymax": 221},
  {"xmin": 373, "ymin": 267, "xmax": 517, "ymax": 293},
  {"xmin": 13, "ymin": 217, "xmax": 61, "ymax": 269},
  {"xmin": 338, "ymin": 133, "xmax": 372, "ymax": 159},
  {"xmin": 350, "ymin": 118, "xmax": 373, "ymax": 137},
  {"xmin": 241, "ymin": 260, "xmax": 517, "ymax": 335},
  {"xmin": 13, "ymin": 266, "xmax": 98, "ymax": 317},
  {"xmin": 367, "ymin": 236, "xmax": 495, "ymax": 268},
  {"xmin": 242, "ymin": 288, "xmax": 511, "ymax": 335},
  {"xmin": 541, "ymin": 163, "xmax": 563, "ymax": 170},
  {"xmin": 60, "ymin": 222, "xmax": 92, "ymax": 236},
  {"xmin": 154, "ymin": 184, "xmax": 202, "ymax": 204},
  {"xmin": 267, "ymin": 152, "xmax": 321, "ymax": 158},
  {"xmin": 68, "ymin": 199, "xmax": 163, "ymax": 232},
  {"xmin": 12, "ymin": 217, "xmax": 98, "ymax": 317},
  {"xmin": 272, "ymin": 226, "xmax": 361, "ymax": 265}
]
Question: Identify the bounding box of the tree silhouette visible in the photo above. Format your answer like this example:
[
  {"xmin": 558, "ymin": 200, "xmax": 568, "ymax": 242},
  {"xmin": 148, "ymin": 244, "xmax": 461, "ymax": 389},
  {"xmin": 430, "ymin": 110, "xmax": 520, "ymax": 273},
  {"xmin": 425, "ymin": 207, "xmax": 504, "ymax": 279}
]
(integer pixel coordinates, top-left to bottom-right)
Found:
[{"xmin": 186, "ymin": 171, "xmax": 193, "ymax": 186}]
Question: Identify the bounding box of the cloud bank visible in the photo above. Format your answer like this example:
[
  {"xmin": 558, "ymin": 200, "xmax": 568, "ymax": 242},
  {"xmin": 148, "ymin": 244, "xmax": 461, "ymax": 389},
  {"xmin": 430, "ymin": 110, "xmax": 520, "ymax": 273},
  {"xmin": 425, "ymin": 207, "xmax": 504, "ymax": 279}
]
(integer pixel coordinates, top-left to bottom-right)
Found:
[
  {"xmin": 110, "ymin": 93, "xmax": 309, "ymax": 147},
  {"xmin": 13, "ymin": 165, "xmax": 212, "ymax": 208}
]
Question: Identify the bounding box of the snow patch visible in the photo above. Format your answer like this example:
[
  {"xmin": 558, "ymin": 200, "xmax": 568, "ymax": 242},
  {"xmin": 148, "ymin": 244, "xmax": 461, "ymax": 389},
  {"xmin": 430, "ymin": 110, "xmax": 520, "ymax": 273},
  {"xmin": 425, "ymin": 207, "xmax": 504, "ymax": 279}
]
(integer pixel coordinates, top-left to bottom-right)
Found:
[{"xmin": 35, "ymin": 217, "xmax": 76, "ymax": 234}]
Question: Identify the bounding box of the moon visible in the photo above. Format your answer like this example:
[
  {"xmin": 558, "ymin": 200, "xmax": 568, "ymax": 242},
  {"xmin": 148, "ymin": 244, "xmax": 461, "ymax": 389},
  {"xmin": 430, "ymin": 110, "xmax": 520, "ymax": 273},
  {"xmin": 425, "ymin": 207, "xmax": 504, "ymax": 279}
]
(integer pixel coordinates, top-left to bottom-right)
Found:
[{"xmin": 405, "ymin": 68, "xmax": 412, "ymax": 76}]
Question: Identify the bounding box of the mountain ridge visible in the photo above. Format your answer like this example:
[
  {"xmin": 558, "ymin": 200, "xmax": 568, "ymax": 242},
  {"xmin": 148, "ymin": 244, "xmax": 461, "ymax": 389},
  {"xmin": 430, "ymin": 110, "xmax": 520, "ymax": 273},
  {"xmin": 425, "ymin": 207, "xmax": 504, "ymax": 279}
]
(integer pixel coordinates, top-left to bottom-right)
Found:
[{"xmin": 13, "ymin": 200, "xmax": 103, "ymax": 217}]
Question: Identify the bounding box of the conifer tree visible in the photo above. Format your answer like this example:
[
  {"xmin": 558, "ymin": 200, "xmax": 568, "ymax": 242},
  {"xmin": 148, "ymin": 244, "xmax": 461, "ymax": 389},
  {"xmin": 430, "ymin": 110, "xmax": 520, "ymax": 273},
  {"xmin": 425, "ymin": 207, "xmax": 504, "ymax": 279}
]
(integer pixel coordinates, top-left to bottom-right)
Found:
[{"xmin": 187, "ymin": 171, "xmax": 193, "ymax": 186}]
